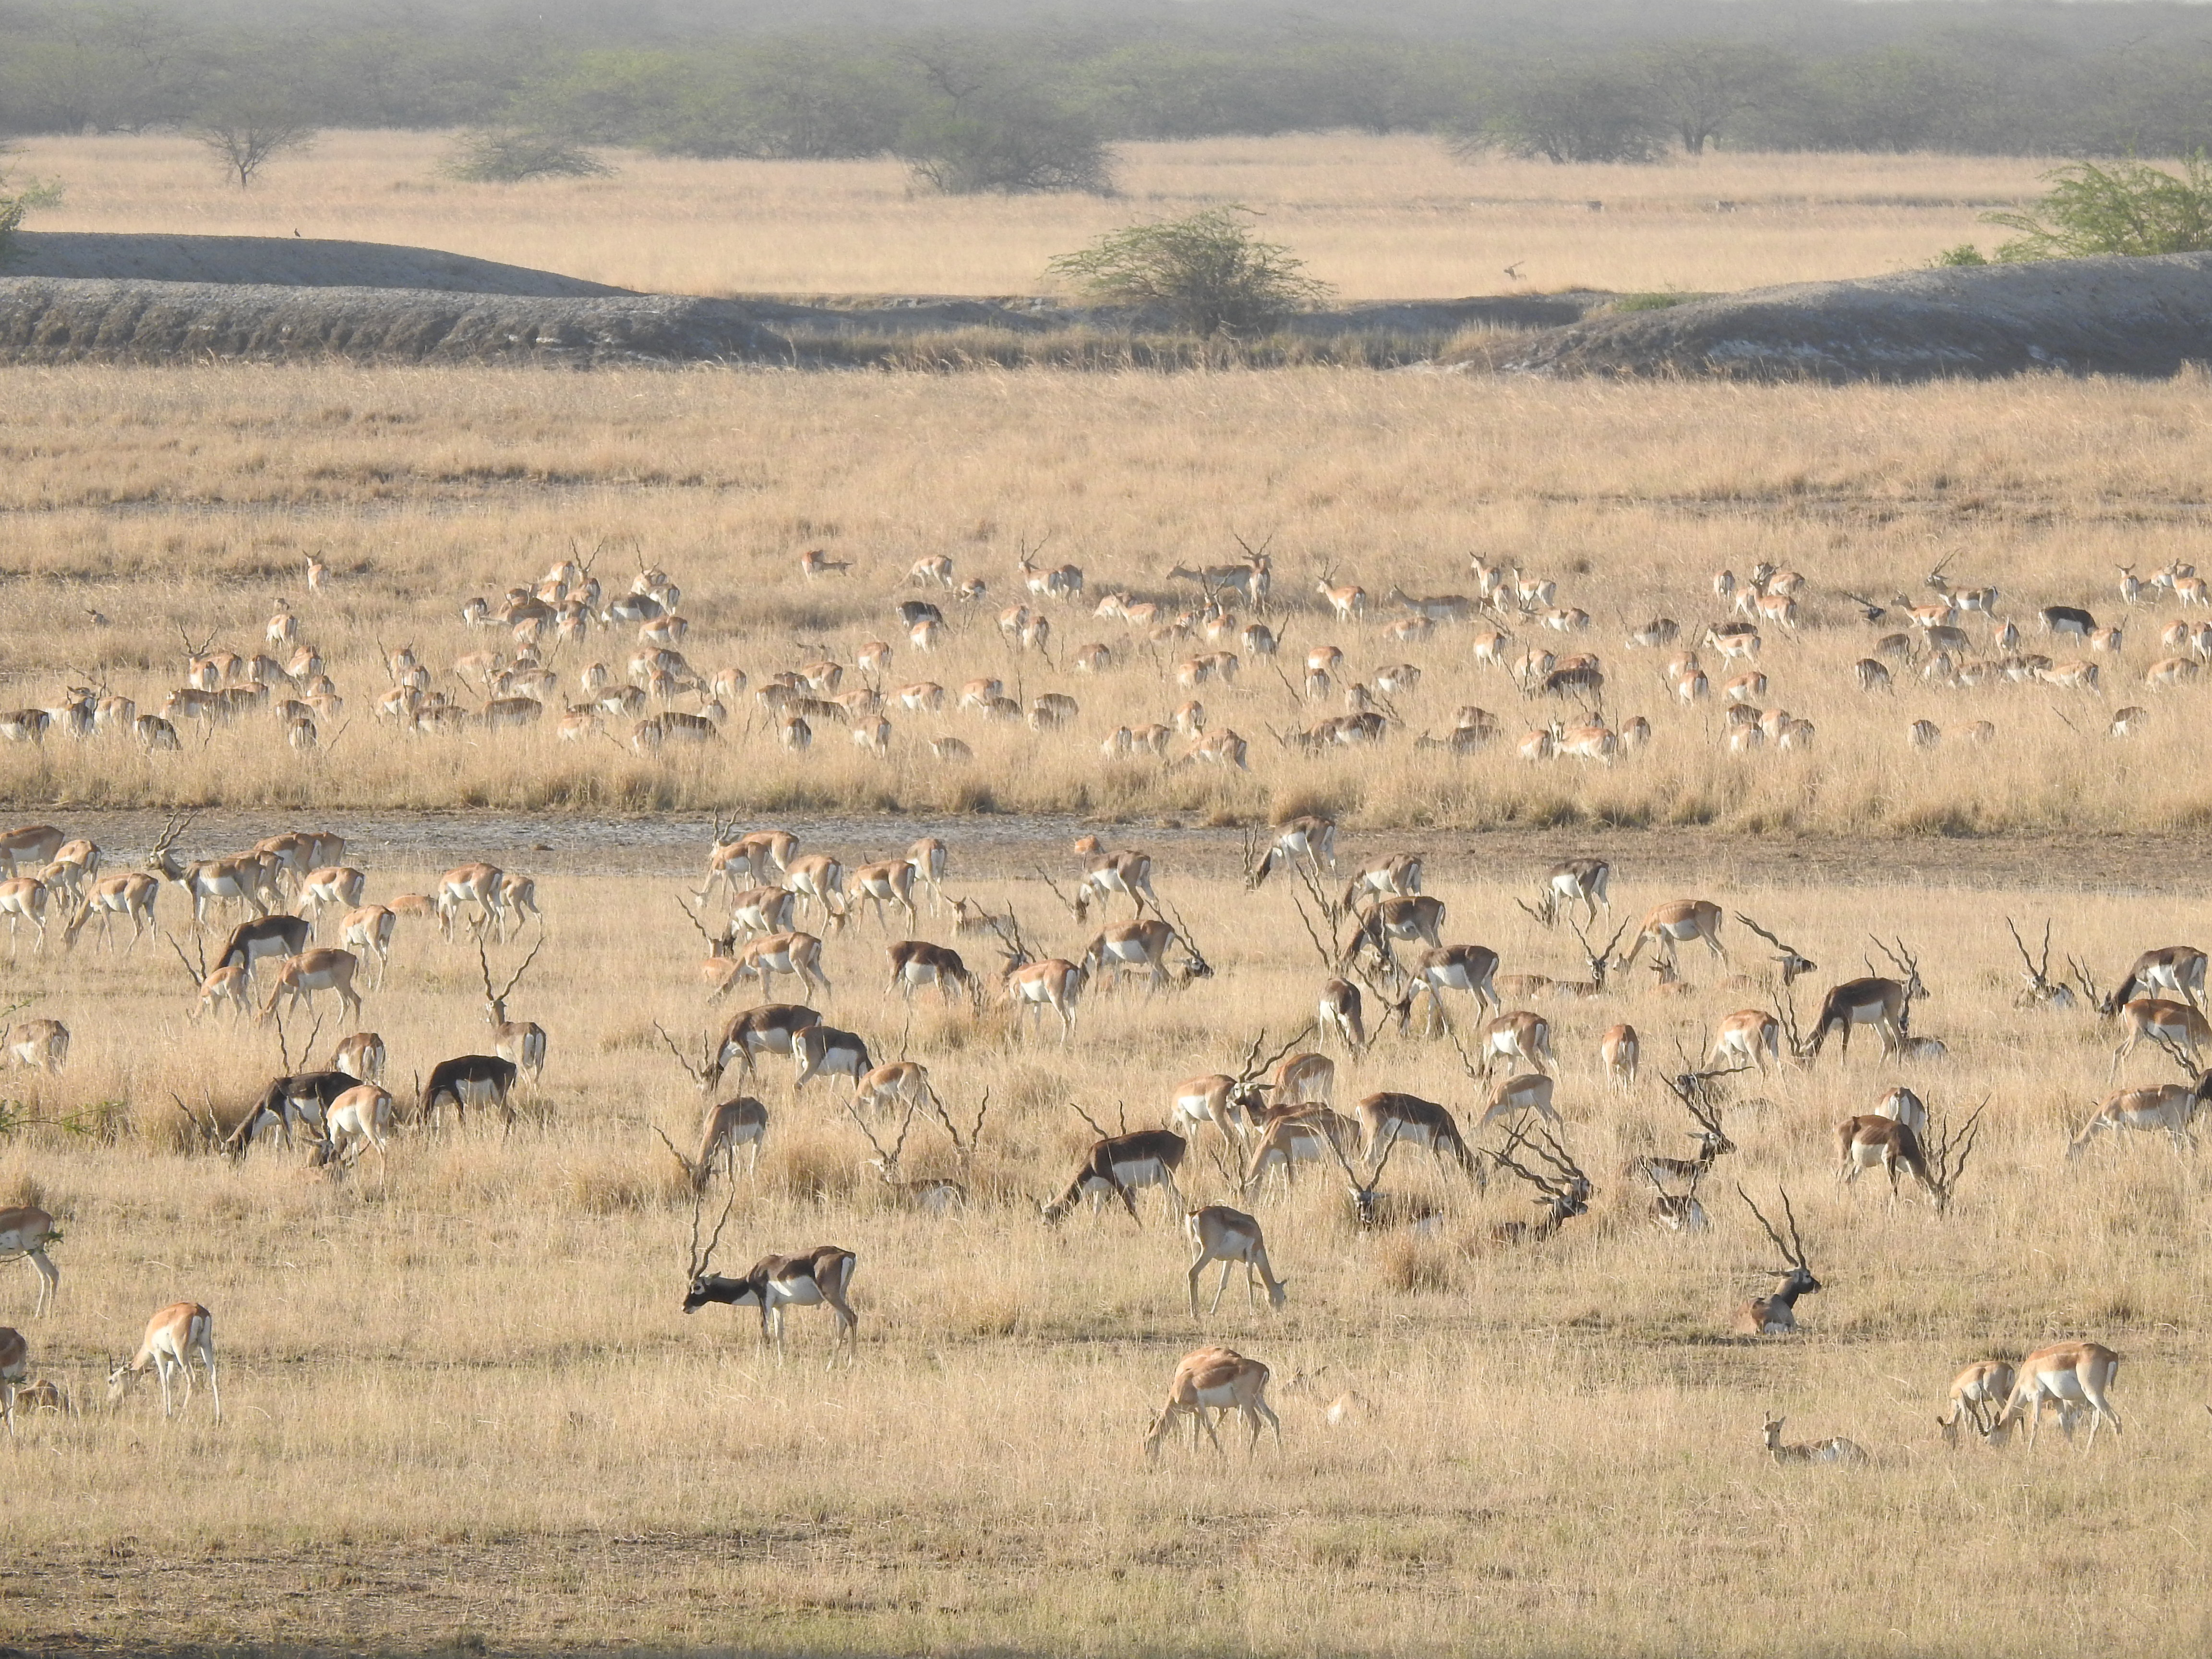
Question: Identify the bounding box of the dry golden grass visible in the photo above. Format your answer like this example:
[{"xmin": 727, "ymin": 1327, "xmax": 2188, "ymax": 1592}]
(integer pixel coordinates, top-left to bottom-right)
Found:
[
  {"xmin": 0, "ymin": 364, "xmax": 2209, "ymax": 833},
  {"xmin": 11, "ymin": 130, "xmax": 2053, "ymax": 298},
  {"xmin": 3, "ymin": 840, "xmax": 2210, "ymax": 1655}
]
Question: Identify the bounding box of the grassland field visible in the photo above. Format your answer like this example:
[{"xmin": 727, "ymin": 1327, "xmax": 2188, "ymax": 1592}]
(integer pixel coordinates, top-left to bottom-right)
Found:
[{"xmin": 3, "ymin": 131, "xmax": 2211, "ymax": 1659}]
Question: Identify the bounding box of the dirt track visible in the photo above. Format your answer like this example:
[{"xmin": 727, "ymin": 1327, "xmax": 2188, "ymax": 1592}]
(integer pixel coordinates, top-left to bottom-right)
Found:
[{"xmin": 39, "ymin": 810, "xmax": 2200, "ymax": 895}]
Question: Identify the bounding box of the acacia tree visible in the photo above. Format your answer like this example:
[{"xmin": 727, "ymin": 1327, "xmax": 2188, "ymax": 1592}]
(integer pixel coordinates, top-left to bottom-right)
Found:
[
  {"xmin": 896, "ymin": 39, "xmax": 1110, "ymax": 195},
  {"xmin": 1046, "ymin": 206, "xmax": 1332, "ymax": 335},
  {"xmin": 1633, "ymin": 41, "xmax": 1796, "ymax": 155},
  {"xmin": 192, "ymin": 96, "xmax": 318, "ymax": 187},
  {"xmin": 1459, "ymin": 64, "xmax": 1665, "ymax": 164}
]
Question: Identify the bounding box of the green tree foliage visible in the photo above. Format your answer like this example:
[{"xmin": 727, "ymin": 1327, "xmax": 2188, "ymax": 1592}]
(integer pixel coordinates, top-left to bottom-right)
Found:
[
  {"xmin": 1046, "ymin": 207, "xmax": 1332, "ymax": 335},
  {"xmin": 1984, "ymin": 156, "xmax": 2212, "ymax": 259}
]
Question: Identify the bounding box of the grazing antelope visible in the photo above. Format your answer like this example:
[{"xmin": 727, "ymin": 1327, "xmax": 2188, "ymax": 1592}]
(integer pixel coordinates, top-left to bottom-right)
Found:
[
  {"xmin": 1082, "ymin": 919, "xmax": 1209, "ymax": 992},
  {"xmin": 707, "ymin": 827, "xmax": 798, "ymax": 896},
  {"xmin": 297, "ymin": 866, "xmax": 366, "ymax": 921},
  {"xmin": 1988, "ymin": 1342, "xmax": 2122, "ymax": 1449},
  {"xmin": 1480, "ymin": 1010, "xmax": 1555, "ymax": 1076},
  {"xmin": 782, "ymin": 854, "xmax": 846, "ymax": 928},
  {"xmin": 420, "ymin": 1054, "xmax": 519, "ymax": 1128},
  {"xmin": 792, "ymin": 1025, "xmax": 872, "ymax": 1094},
  {"xmin": 1600, "ymin": 1024, "xmax": 1639, "ymax": 1088},
  {"xmin": 885, "ymin": 940, "xmax": 976, "ymax": 1006},
  {"xmin": 1618, "ymin": 901, "xmax": 1727, "ymax": 974},
  {"xmin": 708, "ymin": 1003, "xmax": 823, "ymax": 1087},
  {"xmin": 2067, "ymin": 1076, "xmax": 2212, "ymax": 1157},
  {"xmin": 1875, "ymin": 1085, "xmax": 1927, "ymax": 1131},
  {"xmin": 1249, "ymin": 817, "xmax": 1337, "ymax": 886},
  {"xmin": 215, "ymin": 913, "xmax": 311, "ymax": 978},
  {"xmin": 0, "ymin": 878, "xmax": 48, "ymax": 958},
  {"xmin": 1004, "ymin": 956, "xmax": 1083, "ymax": 1044},
  {"xmin": 435, "ymin": 863, "xmax": 505, "ymax": 940},
  {"xmin": 3, "ymin": 1018, "xmax": 68, "ymax": 1073},
  {"xmin": 1042, "ymin": 1126, "xmax": 1187, "ymax": 1223},
  {"xmin": 1761, "ymin": 1415, "xmax": 1868, "ymax": 1466},
  {"xmin": 1808, "ymin": 947, "xmax": 1923, "ymax": 1060},
  {"xmin": 1186, "ymin": 1207, "xmax": 1289, "ymax": 1317},
  {"xmin": 317, "ymin": 1083, "xmax": 396, "ymax": 1175},
  {"xmin": 333, "ymin": 1031, "xmax": 386, "ymax": 1083},
  {"xmin": 1356, "ymin": 1092, "xmax": 1479, "ymax": 1176},
  {"xmin": 2109, "ymin": 997, "xmax": 2211, "ymax": 1075},
  {"xmin": 108, "ymin": 1302, "xmax": 220, "ymax": 1420},
  {"xmin": 682, "ymin": 1215, "xmax": 858, "ymax": 1368},
  {"xmin": 1403, "ymin": 945, "xmax": 1504, "ymax": 1030},
  {"xmin": 1242, "ymin": 1103, "xmax": 1360, "ymax": 1193},
  {"xmin": 1709, "ymin": 1009, "xmax": 1781, "ymax": 1073},
  {"xmin": 1534, "ymin": 857, "xmax": 1611, "ymax": 927},
  {"xmin": 259, "ymin": 948, "xmax": 363, "ymax": 1025},
  {"xmin": 2040, "ymin": 604, "xmax": 2095, "ymax": 637},
  {"xmin": 0, "ymin": 1207, "xmax": 59, "ymax": 1317},
  {"xmin": 1835, "ymin": 1115, "xmax": 1936, "ymax": 1202},
  {"xmin": 726, "ymin": 884, "xmax": 798, "ymax": 940},
  {"xmin": 713, "ymin": 931, "xmax": 833, "ymax": 1003},
  {"xmin": 844, "ymin": 859, "xmax": 918, "ymax": 931},
  {"xmin": 0, "ymin": 825, "xmax": 64, "ymax": 878},
  {"xmin": 1938, "ymin": 1359, "xmax": 2018, "ymax": 1446},
  {"xmin": 904, "ymin": 837, "xmax": 948, "ymax": 914},
  {"xmin": 651, "ymin": 1027, "xmax": 771, "ymax": 1178},
  {"xmin": 852, "ymin": 1060, "xmax": 937, "ymax": 1123},
  {"xmin": 339, "ymin": 905, "xmax": 396, "ymax": 985},
  {"xmin": 497, "ymin": 873, "xmax": 542, "ymax": 939},
  {"xmin": 693, "ymin": 1095, "xmax": 770, "ymax": 1178},
  {"xmin": 1734, "ymin": 1187, "xmax": 1820, "ymax": 1334},
  {"xmin": 41, "ymin": 838, "xmax": 98, "ymax": 903},
  {"xmin": 1318, "ymin": 977, "xmax": 1366, "ymax": 1052},
  {"xmin": 1144, "ymin": 1346, "xmax": 1282, "ymax": 1462},
  {"xmin": 1348, "ymin": 894, "xmax": 1447, "ymax": 961},
  {"xmin": 2104, "ymin": 945, "xmax": 2207, "ymax": 1012},
  {"xmin": 1479, "ymin": 1071, "xmax": 1557, "ymax": 1130}
]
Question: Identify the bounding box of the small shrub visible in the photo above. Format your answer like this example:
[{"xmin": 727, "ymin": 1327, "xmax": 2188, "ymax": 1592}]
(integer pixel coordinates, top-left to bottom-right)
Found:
[
  {"xmin": 1984, "ymin": 154, "xmax": 2212, "ymax": 260},
  {"xmin": 1047, "ymin": 206, "xmax": 1333, "ymax": 337},
  {"xmin": 443, "ymin": 129, "xmax": 615, "ymax": 183},
  {"xmin": 1931, "ymin": 243, "xmax": 1989, "ymax": 267},
  {"xmin": 1612, "ymin": 290, "xmax": 1708, "ymax": 312}
]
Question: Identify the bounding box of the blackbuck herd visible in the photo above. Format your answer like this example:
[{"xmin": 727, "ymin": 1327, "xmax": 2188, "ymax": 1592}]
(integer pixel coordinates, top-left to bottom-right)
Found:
[
  {"xmin": 2, "ymin": 536, "xmax": 2205, "ymax": 817},
  {"xmin": 0, "ymin": 803, "xmax": 2180, "ymax": 1467}
]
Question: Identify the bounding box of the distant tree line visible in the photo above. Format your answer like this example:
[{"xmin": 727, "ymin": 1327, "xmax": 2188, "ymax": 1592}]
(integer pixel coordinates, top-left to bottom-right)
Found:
[{"xmin": 11, "ymin": 2, "xmax": 2212, "ymax": 192}]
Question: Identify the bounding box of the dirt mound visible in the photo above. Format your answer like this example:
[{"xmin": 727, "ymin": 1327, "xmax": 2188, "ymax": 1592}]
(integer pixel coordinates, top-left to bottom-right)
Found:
[
  {"xmin": 0, "ymin": 278, "xmax": 790, "ymax": 365},
  {"xmin": 0, "ymin": 232, "xmax": 1612, "ymax": 366},
  {"xmin": 4, "ymin": 231, "xmax": 633, "ymax": 297},
  {"xmin": 1499, "ymin": 252, "xmax": 2212, "ymax": 382}
]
